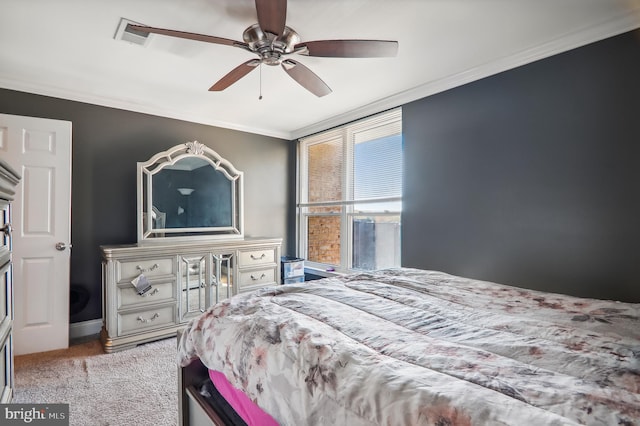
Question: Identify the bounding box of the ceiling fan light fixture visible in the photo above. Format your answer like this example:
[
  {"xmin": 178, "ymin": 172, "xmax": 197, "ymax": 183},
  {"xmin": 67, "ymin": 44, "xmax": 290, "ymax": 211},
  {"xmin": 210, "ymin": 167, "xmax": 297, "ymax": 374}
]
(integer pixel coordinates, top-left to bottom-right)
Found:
[{"xmin": 260, "ymin": 52, "xmax": 281, "ymax": 66}]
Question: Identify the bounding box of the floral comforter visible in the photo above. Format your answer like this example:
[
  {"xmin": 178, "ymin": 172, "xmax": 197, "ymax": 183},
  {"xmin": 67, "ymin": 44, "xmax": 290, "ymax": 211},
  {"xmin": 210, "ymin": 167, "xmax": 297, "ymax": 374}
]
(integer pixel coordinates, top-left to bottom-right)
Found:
[{"xmin": 177, "ymin": 268, "xmax": 640, "ymax": 426}]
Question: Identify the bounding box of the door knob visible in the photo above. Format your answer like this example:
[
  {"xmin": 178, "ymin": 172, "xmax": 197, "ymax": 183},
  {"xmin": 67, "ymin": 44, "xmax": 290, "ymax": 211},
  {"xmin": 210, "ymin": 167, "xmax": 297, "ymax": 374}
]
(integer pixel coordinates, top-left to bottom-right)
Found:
[{"xmin": 55, "ymin": 242, "xmax": 72, "ymax": 251}]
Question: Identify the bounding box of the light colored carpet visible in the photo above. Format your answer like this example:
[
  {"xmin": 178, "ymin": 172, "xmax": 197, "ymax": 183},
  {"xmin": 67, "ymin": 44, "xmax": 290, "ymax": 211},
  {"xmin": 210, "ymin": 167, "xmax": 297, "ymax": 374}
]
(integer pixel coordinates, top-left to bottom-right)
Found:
[{"xmin": 13, "ymin": 337, "xmax": 178, "ymax": 426}]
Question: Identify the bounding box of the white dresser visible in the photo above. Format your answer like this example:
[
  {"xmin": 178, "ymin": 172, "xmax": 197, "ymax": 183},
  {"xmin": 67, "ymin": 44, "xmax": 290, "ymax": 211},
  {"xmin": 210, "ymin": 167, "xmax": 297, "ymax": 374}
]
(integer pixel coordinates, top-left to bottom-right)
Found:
[
  {"xmin": 0, "ymin": 160, "xmax": 20, "ymax": 402},
  {"xmin": 101, "ymin": 238, "xmax": 281, "ymax": 352}
]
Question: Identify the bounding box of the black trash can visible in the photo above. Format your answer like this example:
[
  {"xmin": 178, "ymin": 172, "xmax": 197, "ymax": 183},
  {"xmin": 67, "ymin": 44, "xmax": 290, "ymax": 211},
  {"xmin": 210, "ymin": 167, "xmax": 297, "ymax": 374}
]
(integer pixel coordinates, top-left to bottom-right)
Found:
[{"xmin": 70, "ymin": 285, "xmax": 90, "ymax": 316}]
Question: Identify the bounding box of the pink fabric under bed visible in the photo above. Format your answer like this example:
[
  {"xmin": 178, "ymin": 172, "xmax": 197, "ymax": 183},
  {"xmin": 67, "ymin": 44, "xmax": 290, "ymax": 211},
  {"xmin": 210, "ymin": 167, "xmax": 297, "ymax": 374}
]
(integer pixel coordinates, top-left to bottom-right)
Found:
[{"xmin": 208, "ymin": 369, "xmax": 279, "ymax": 426}]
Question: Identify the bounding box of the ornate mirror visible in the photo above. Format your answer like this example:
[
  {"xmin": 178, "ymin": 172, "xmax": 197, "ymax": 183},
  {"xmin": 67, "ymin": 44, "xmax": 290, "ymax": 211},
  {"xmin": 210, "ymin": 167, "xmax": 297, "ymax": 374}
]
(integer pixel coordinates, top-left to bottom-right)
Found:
[{"xmin": 137, "ymin": 141, "xmax": 244, "ymax": 242}]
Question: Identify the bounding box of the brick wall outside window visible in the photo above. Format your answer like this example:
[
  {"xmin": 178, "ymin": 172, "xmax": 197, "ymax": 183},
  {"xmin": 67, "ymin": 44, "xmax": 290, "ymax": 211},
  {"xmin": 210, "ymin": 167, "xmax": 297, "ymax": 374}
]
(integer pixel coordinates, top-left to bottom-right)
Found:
[
  {"xmin": 307, "ymin": 216, "xmax": 340, "ymax": 265},
  {"xmin": 306, "ymin": 140, "xmax": 342, "ymax": 265}
]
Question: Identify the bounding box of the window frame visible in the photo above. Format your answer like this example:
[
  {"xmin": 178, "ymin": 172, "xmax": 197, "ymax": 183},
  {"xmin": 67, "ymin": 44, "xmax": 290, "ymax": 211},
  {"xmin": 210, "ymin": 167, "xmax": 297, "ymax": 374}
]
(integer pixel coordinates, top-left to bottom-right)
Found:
[{"xmin": 297, "ymin": 108, "xmax": 402, "ymax": 273}]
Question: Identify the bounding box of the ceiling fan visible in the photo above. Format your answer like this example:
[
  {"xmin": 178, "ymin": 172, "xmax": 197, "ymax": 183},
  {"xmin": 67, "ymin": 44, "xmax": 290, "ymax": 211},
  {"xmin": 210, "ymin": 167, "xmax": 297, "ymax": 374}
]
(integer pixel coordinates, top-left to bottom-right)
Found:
[{"xmin": 128, "ymin": 0, "xmax": 398, "ymax": 97}]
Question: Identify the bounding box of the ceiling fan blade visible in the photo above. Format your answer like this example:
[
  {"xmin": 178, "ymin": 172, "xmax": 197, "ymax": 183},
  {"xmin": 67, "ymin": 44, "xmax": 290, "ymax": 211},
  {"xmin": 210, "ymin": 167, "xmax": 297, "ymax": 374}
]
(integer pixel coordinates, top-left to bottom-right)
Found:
[
  {"xmin": 281, "ymin": 59, "xmax": 331, "ymax": 97},
  {"xmin": 255, "ymin": 0, "xmax": 287, "ymax": 36},
  {"xmin": 209, "ymin": 59, "xmax": 261, "ymax": 91},
  {"xmin": 127, "ymin": 24, "xmax": 247, "ymax": 48},
  {"xmin": 296, "ymin": 40, "xmax": 399, "ymax": 58}
]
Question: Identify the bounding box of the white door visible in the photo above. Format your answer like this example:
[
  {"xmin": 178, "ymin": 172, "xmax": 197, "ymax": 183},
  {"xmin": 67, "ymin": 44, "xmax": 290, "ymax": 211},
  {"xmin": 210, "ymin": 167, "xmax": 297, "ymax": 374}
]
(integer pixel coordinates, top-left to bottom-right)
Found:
[{"xmin": 0, "ymin": 113, "xmax": 72, "ymax": 355}]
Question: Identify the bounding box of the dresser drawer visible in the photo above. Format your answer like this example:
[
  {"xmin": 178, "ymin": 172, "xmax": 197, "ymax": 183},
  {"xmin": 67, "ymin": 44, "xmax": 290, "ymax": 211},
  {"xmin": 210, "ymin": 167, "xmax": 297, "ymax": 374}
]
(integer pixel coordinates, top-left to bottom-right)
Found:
[
  {"xmin": 0, "ymin": 263, "xmax": 7, "ymax": 322},
  {"xmin": 0, "ymin": 341, "xmax": 8, "ymax": 392},
  {"xmin": 118, "ymin": 280, "xmax": 176, "ymax": 310},
  {"xmin": 238, "ymin": 267, "xmax": 276, "ymax": 289},
  {"xmin": 238, "ymin": 248, "xmax": 277, "ymax": 267},
  {"xmin": 118, "ymin": 304, "xmax": 176, "ymax": 336},
  {"xmin": 116, "ymin": 257, "xmax": 175, "ymax": 283}
]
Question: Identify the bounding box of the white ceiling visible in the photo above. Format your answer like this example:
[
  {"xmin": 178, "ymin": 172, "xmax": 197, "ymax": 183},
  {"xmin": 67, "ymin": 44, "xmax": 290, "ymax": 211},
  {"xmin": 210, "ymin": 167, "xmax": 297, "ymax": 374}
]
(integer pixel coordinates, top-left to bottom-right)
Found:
[{"xmin": 1, "ymin": 1, "xmax": 639, "ymax": 140}]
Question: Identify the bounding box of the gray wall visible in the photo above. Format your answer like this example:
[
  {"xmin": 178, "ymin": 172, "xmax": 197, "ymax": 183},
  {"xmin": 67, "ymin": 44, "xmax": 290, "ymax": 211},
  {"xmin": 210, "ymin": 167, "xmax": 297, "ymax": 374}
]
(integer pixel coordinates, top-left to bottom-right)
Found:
[
  {"xmin": 3, "ymin": 29, "xmax": 639, "ymax": 326},
  {"xmin": 402, "ymin": 30, "xmax": 640, "ymax": 303},
  {"xmin": 0, "ymin": 89, "xmax": 293, "ymax": 322}
]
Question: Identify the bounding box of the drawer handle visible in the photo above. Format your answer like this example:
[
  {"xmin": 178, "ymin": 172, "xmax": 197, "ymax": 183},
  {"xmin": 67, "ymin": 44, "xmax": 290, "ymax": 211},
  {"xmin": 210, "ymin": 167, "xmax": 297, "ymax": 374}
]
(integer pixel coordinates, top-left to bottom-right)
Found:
[
  {"xmin": 250, "ymin": 253, "xmax": 266, "ymax": 260},
  {"xmin": 140, "ymin": 288, "xmax": 159, "ymax": 297},
  {"xmin": 137, "ymin": 313, "xmax": 159, "ymax": 323},
  {"xmin": 1, "ymin": 222, "xmax": 12, "ymax": 238},
  {"xmin": 136, "ymin": 263, "xmax": 159, "ymax": 273},
  {"xmin": 250, "ymin": 273, "xmax": 266, "ymax": 281}
]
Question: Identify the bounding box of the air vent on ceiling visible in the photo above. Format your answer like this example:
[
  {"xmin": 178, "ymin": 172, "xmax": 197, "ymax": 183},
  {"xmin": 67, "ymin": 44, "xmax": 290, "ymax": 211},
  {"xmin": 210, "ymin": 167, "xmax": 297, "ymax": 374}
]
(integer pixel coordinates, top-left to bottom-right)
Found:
[{"xmin": 114, "ymin": 18, "xmax": 150, "ymax": 46}]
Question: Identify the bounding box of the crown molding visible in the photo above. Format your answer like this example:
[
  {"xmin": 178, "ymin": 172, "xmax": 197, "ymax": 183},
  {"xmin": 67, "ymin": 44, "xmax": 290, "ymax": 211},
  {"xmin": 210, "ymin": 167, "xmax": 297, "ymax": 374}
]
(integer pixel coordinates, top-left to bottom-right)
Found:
[
  {"xmin": 0, "ymin": 77, "xmax": 291, "ymax": 140},
  {"xmin": 290, "ymin": 11, "xmax": 640, "ymax": 140},
  {"xmin": 1, "ymin": 10, "xmax": 638, "ymax": 142}
]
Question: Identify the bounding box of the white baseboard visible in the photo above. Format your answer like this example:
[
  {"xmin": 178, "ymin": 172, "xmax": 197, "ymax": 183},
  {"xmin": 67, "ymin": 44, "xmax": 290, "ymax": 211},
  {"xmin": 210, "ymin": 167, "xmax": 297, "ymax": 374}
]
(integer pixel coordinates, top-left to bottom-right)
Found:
[{"xmin": 69, "ymin": 319, "xmax": 103, "ymax": 340}]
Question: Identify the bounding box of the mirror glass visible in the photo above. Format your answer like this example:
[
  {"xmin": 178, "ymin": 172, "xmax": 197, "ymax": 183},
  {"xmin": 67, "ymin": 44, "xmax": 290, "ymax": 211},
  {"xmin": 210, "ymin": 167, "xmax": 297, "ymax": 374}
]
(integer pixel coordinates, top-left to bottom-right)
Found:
[
  {"xmin": 178, "ymin": 253, "xmax": 234, "ymax": 322},
  {"xmin": 152, "ymin": 157, "xmax": 232, "ymax": 229},
  {"xmin": 138, "ymin": 141, "xmax": 244, "ymax": 242},
  {"xmin": 211, "ymin": 253, "xmax": 234, "ymax": 304},
  {"xmin": 179, "ymin": 254, "xmax": 206, "ymax": 322}
]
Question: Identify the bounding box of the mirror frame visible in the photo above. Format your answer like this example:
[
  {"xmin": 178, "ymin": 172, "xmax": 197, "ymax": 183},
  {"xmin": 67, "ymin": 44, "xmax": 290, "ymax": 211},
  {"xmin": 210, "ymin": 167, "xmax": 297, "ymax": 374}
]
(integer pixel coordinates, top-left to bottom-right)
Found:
[{"xmin": 137, "ymin": 141, "xmax": 244, "ymax": 243}]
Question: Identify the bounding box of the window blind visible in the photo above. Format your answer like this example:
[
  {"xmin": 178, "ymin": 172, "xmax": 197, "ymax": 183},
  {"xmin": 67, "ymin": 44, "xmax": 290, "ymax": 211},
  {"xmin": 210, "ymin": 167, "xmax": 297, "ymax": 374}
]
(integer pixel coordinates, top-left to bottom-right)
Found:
[{"xmin": 300, "ymin": 108, "xmax": 402, "ymax": 207}]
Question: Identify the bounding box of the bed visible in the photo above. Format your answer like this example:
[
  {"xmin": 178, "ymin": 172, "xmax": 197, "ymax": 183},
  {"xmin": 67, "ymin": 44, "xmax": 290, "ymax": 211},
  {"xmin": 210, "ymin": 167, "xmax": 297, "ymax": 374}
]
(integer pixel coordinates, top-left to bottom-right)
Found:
[{"xmin": 177, "ymin": 268, "xmax": 640, "ymax": 425}]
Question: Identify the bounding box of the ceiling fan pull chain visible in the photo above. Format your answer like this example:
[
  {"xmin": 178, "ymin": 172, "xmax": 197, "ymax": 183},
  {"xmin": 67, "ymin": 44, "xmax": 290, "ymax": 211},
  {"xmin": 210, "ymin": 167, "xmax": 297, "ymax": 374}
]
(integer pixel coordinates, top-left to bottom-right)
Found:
[{"xmin": 258, "ymin": 62, "xmax": 263, "ymax": 100}]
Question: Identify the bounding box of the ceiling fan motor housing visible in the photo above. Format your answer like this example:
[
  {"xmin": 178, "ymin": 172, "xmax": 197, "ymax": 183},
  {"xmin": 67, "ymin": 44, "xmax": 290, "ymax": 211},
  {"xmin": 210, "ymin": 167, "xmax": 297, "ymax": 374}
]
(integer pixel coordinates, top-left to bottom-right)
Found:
[{"xmin": 243, "ymin": 23, "xmax": 300, "ymax": 65}]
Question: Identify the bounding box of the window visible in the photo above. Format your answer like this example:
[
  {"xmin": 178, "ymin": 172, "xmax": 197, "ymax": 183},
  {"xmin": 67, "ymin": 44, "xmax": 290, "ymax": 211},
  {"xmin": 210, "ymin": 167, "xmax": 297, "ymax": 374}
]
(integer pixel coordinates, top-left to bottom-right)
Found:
[{"xmin": 298, "ymin": 109, "xmax": 402, "ymax": 272}]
